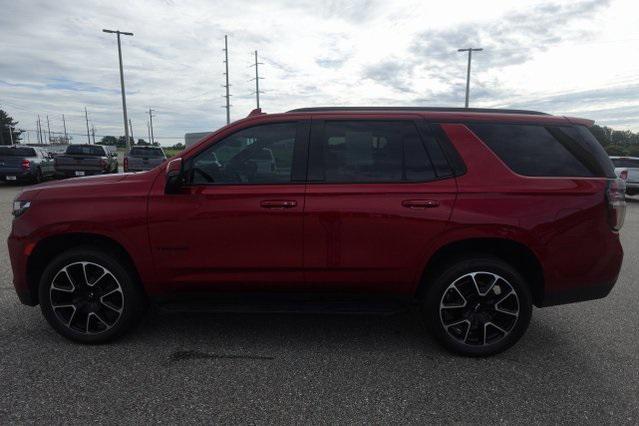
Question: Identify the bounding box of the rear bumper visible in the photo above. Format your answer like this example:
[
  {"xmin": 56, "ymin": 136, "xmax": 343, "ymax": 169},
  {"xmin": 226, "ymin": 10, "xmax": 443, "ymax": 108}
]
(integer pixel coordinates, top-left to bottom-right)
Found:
[
  {"xmin": 539, "ymin": 235, "xmax": 623, "ymax": 307},
  {"xmin": 55, "ymin": 169, "xmax": 108, "ymax": 178},
  {"xmin": 0, "ymin": 171, "xmax": 34, "ymax": 182},
  {"xmin": 539, "ymin": 280, "xmax": 617, "ymax": 307}
]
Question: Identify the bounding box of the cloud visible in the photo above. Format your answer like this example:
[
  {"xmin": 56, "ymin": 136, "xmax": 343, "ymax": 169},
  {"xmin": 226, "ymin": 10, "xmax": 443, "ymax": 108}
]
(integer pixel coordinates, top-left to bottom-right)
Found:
[{"xmin": 0, "ymin": 0, "xmax": 636, "ymax": 145}]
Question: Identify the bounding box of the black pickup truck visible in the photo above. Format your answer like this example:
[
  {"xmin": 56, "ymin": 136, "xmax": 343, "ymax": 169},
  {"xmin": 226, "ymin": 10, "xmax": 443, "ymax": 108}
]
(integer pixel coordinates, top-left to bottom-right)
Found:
[{"xmin": 54, "ymin": 144, "xmax": 119, "ymax": 178}]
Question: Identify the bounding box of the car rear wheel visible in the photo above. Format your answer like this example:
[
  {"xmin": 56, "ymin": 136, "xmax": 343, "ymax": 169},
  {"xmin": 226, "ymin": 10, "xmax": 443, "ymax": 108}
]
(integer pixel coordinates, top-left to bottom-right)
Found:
[
  {"xmin": 39, "ymin": 247, "xmax": 145, "ymax": 343},
  {"xmin": 422, "ymin": 256, "xmax": 532, "ymax": 356},
  {"xmin": 34, "ymin": 167, "xmax": 43, "ymax": 184}
]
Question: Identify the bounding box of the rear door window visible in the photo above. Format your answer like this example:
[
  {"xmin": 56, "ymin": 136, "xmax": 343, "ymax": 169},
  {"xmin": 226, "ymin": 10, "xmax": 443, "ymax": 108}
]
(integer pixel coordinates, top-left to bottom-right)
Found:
[
  {"xmin": 309, "ymin": 120, "xmax": 438, "ymax": 183},
  {"xmin": 0, "ymin": 147, "xmax": 37, "ymax": 156},
  {"xmin": 469, "ymin": 123, "xmax": 614, "ymax": 177},
  {"xmin": 66, "ymin": 145, "xmax": 106, "ymax": 156}
]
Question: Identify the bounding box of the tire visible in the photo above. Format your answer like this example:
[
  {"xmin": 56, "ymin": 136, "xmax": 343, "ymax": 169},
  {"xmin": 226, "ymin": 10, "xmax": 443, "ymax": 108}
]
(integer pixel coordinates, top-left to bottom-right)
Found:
[
  {"xmin": 34, "ymin": 167, "xmax": 43, "ymax": 184},
  {"xmin": 422, "ymin": 256, "xmax": 532, "ymax": 357},
  {"xmin": 39, "ymin": 246, "xmax": 145, "ymax": 343}
]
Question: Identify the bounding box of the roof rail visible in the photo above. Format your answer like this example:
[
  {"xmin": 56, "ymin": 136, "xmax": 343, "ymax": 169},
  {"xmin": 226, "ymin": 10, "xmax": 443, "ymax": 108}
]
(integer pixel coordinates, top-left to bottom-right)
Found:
[{"xmin": 286, "ymin": 106, "xmax": 549, "ymax": 116}]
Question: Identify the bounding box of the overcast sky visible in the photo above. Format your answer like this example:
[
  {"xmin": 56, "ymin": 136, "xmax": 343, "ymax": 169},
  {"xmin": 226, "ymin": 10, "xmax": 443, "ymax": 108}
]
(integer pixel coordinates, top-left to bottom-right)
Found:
[{"xmin": 1, "ymin": 0, "xmax": 638, "ymax": 146}]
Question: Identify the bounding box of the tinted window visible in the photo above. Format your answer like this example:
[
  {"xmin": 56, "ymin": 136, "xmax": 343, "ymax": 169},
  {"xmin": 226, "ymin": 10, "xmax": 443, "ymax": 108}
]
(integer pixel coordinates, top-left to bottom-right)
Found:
[
  {"xmin": 188, "ymin": 122, "xmax": 296, "ymax": 184},
  {"xmin": 66, "ymin": 145, "xmax": 106, "ymax": 156},
  {"xmin": 313, "ymin": 121, "xmax": 436, "ymax": 183},
  {"xmin": 470, "ymin": 123, "xmax": 612, "ymax": 177},
  {"xmin": 612, "ymin": 158, "xmax": 639, "ymax": 168},
  {"xmin": 0, "ymin": 147, "xmax": 37, "ymax": 156},
  {"xmin": 129, "ymin": 147, "xmax": 164, "ymax": 157}
]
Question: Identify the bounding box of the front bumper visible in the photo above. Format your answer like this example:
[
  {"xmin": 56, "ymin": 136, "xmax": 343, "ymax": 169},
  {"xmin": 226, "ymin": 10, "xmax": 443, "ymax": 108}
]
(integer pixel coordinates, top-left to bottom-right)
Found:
[{"xmin": 7, "ymin": 231, "xmax": 36, "ymax": 305}]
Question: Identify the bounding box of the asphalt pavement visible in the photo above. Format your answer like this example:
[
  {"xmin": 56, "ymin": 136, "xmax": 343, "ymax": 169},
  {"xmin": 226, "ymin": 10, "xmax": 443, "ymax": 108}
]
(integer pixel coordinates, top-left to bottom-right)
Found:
[{"xmin": 0, "ymin": 182, "xmax": 637, "ymax": 423}]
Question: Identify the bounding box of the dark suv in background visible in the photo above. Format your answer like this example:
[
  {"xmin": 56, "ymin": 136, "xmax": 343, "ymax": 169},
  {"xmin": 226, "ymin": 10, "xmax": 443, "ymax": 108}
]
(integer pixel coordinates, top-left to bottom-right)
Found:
[
  {"xmin": 0, "ymin": 146, "xmax": 55, "ymax": 183},
  {"xmin": 54, "ymin": 144, "xmax": 119, "ymax": 177},
  {"xmin": 8, "ymin": 107, "xmax": 624, "ymax": 356},
  {"xmin": 124, "ymin": 146, "xmax": 167, "ymax": 172}
]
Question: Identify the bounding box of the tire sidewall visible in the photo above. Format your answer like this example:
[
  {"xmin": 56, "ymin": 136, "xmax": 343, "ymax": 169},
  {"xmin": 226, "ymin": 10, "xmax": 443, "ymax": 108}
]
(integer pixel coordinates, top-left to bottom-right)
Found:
[
  {"xmin": 39, "ymin": 247, "xmax": 143, "ymax": 343},
  {"xmin": 423, "ymin": 256, "xmax": 533, "ymax": 357}
]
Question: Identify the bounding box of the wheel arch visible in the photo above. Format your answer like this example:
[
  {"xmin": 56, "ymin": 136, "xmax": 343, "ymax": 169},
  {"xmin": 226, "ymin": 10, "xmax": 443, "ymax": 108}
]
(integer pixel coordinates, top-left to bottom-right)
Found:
[
  {"xmin": 26, "ymin": 232, "xmax": 143, "ymax": 305},
  {"xmin": 417, "ymin": 237, "xmax": 544, "ymax": 306}
]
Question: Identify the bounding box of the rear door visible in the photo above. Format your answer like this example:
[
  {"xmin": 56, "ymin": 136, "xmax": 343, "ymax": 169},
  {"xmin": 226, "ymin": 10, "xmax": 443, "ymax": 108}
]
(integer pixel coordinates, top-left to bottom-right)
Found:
[{"xmin": 303, "ymin": 116, "xmax": 457, "ymax": 294}]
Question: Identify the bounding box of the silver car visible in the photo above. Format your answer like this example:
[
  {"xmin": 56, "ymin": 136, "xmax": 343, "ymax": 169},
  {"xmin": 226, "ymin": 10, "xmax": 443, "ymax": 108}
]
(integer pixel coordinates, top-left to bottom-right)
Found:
[{"xmin": 610, "ymin": 156, "xmax": 639, "ymax": 195}]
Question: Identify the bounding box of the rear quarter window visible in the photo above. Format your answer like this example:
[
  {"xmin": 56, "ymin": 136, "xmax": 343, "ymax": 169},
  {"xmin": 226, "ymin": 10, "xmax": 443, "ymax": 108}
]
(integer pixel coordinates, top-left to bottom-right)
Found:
[{"xmin": 469, "ymin": 123, "xmax": 614, "ymax": 178}]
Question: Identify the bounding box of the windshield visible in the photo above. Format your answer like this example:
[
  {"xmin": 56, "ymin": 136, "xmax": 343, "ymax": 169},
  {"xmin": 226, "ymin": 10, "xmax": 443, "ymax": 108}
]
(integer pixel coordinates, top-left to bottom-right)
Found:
[
  {"xmin": 0, "ymin": 147, "xmax": 37, "ymax": 157},
  {"xmin": 129, "ymin": 147, "xmax": 164, "ymax": 157},
  {"xmin": 66, "ymin": 145, "xmax": 106, "ymax": 156},
  {"xmin": 611, "ymin": 158, "xmax": 639, "ymax": 168}
]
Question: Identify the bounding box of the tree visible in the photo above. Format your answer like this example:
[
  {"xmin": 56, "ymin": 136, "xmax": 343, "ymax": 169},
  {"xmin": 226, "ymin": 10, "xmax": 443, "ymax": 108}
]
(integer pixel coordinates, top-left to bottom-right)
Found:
[
  {"xmin": 99, "ymin": 136, "xmax": 118, "ymax": 146},
  {"xmin": 0, "ymin": 107, "xmax": 22, "ymax": 145}
]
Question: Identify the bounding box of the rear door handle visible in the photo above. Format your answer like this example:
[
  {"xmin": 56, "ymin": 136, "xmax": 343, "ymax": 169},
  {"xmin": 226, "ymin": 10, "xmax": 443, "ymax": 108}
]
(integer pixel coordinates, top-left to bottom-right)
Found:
[
  {"xmin": 260, "ymin": 200, "xmax": 297, "ymax": 209},
  {"xmin": 402, "ymin": 199, "xmax": 440, "ymax": 209}
]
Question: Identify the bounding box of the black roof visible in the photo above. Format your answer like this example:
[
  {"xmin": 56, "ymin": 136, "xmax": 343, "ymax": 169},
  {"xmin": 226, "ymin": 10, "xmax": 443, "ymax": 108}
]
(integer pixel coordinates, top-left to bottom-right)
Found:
[{"xmin": 287, "ymin": 107, "xmax": 549, "ymax": 116}]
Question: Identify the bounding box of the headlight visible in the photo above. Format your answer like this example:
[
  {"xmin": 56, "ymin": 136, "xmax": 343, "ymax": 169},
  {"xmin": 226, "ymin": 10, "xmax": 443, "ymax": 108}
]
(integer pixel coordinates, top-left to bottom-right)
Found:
[{"xmin": 12, "ymin": 200, "xmax": 31, "ymax": 217}]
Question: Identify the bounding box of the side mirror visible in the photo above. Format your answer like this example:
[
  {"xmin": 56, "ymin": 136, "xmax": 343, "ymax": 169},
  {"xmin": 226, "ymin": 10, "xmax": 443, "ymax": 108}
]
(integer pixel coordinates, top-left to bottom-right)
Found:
[{"xmin": 165, "ymin": 157, "xmax": 184, "ymax": 194}]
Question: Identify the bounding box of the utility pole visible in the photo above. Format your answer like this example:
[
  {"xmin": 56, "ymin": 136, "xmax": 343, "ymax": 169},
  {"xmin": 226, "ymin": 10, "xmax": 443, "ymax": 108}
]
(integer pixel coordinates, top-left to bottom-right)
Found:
[
  {"xmin": 46, "ymin": 114, "xmax": 51, "ymax": 144},
  {"xmin": 146, "ymin": 120, "xmax": 151, "ymax": 145},
  {"xmin": 223, "ymin": 35, "xmax": 231, "ymax": 124},
  {"xmin": 7, "ymin": 124, "xmax": 14, "ymax": 145},
  {"xmin": 62, "ymin": 114, "xmax": 68, "ymax": 144},
  {"xmin": 84, "ymin": 107, "xmax": 91, "ymax": 143},
  {"xmin": 129, "ymin": 119, "xmax": 134, "ymax": 145},
  {"xmin": 457, "ymin": 47, "xmax": 483, "ymax": 108},
  {"xmin": 103, "ymin": 28, "xmax": 134, "ymax": 151},
  {"xmin": 37, "ymin": 115, "xmax": 43, "ymax": 144},
  {"xmin": 148, "ymin": 108, "xmax": 155, "ymax": 144},
  {"xmin": 91, "ymin": 123, "xmax": 96, "ymax": 144},
  {"xmin": 250, "ymin": 50, "xmax": 264, "ymax": 109}
]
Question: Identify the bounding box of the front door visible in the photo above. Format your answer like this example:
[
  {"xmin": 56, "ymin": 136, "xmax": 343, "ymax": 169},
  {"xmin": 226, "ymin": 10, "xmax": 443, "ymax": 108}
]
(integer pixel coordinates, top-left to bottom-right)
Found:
[
  {"xmin": 148, "ymin": 120, "xmax": 309, "ymax": 293},
  {"xmin": 303, "ymin": 118, "xmax": 457, "ymax": 295}
]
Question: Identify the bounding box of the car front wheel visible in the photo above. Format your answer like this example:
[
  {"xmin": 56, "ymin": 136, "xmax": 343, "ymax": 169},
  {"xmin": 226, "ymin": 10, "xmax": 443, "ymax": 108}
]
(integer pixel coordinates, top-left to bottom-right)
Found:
[
  {"xmin": 39, "ymin": 247, "xmax": 145, "ymax": 343},
  {"xmin": 423, "ymin": 256, "xmax": 532, "ymax": 356}
]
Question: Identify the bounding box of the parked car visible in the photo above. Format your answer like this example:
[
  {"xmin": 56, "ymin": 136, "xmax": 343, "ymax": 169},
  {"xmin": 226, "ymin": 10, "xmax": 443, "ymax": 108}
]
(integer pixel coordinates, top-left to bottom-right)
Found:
[
  {"xmin": 0, "ymin": 145, "xmax": 55, "ymax": 183},
  {"xmin": 8, "ymin": 107, "xmax": 624, "ymax": 356},
  {"xmin": 610, "ymin": 156, "xmax": 639, "ymax": 195},
  {"xmin": 54, "ymin": 144, "xmax": 118, "ymax": 178},
  {"xmin": 124, "ymin": 146, "xmax": 167, "ymax": 172}
]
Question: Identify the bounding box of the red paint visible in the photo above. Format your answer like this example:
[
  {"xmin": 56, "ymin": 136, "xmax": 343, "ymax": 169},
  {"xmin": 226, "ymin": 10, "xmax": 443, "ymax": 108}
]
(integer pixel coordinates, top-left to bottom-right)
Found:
[{"xmin": 8, "ymin": 110, "xmax": 623, "ymax": 307}]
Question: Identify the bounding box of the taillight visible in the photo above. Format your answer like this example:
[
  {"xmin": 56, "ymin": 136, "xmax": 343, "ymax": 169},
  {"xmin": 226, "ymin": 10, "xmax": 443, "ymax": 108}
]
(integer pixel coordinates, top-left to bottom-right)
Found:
[
  {"xmin": 100, "ymin": 158, "xmax": 107, "ymax": 169},
  {"xmin": 21, "ymin": 159, "xmax": 30, "ymax": 170},
  {"xmin": 620, "ymin": 169, "xmax": 628, "ymax": 181},
  {"xmin": 124, "ymin": 157, "xmax": 128, "ymax": 172},
  {"xmin": 606, "ymin": 178, "xmax": 626, "ymax": 231}
]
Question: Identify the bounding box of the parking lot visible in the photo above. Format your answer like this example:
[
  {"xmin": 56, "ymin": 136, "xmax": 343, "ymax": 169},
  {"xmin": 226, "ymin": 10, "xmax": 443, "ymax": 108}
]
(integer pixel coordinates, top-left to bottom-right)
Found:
[{"xmin": 0, "ymin": 182, "xmax": 637, "ymax": 423}]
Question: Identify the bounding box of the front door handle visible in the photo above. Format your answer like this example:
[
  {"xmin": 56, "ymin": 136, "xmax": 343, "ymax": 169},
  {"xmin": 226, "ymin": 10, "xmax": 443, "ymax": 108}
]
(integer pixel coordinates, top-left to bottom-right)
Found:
[
  {"xmin": 402, "ymin": 199, "xmax": 440, "ymax": 209},
  {"xmin": 260, "ymin": 200, "xmax": 297, "ymax": 209}
]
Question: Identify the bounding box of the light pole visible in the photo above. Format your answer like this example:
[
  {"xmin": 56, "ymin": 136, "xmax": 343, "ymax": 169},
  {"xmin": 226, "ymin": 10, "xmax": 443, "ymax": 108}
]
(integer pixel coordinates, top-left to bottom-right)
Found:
[
  {"xmin": 103, "ymin": 28, "xmax": 133, "ymax": 150},
  {"xmin": 458, "ymin": 47, "xmax": 483, "ymax": 108}
]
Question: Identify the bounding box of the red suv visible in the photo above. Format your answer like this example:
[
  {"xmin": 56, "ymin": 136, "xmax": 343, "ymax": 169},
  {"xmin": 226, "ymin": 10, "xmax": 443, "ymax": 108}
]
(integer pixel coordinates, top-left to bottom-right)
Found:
[{"xmin": 7, "ymin": 107, "xmax": 625, "ymax": 356}]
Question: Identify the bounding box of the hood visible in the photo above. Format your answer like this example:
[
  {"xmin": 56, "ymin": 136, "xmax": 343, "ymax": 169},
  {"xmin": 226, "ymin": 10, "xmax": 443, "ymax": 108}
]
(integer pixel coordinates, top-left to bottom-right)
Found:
[{"xmin": 17, "ymin": 170, "xmax": 160, "ymax": 202}]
